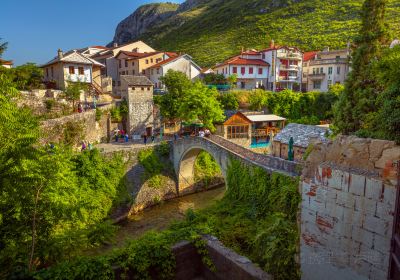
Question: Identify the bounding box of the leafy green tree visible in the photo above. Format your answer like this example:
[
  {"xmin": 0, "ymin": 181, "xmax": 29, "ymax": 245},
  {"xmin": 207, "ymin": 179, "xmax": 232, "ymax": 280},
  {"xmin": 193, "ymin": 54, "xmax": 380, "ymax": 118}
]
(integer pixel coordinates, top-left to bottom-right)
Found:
[
  {"xmin": 227, "ymin": 74, "xmax": 237, "ymax": 88},
  {"xmin": 64, "ymin": 82, "xmax": 88, "ymax": 111},
  {"xmin": 217, "ymin": 92, "xmax": 239, "ymax": 110},
  {"xmin": 0, "ymin": 63, "xmax": 44, "ymax": 90},
  {"xmin": 0, "ymin": 38, "xmax": 8, "ymax": 58},
  {"xmin": 248, "ymin": 90, "xmax": 270, "ymax": 111},
  {"xmin": 334, "ymin": 0, "xmax": 389, "ymax": 134},
  {"xmin": 178, "ymin": 81, "xmax": 224, "ymax": 130},
  {"xmin": 203, "ymin": 73, "xmax": 226, "ymax": 85},
  {"xmin": 156, "ymin": 70, "xmax": 192, "ymax": 120}
]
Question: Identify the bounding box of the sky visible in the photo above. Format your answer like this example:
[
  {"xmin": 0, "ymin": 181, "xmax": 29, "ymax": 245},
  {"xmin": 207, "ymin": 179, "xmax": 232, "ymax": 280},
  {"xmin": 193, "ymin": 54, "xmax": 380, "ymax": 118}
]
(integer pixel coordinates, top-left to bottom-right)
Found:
[{"xmin": 1, "ymin": 0, "xmax": 184, "ymax": 66}]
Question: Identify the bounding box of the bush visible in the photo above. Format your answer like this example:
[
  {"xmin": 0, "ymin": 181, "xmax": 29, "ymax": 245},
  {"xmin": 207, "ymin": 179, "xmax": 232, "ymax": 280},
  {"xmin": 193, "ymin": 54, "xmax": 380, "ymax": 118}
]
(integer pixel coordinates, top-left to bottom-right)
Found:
[
  {"xmin": 156, "ymin": 141, "xmax": 170, "ymax": 157},
  {"xmin": 217, "ymin": 92, "xmax": 239, "ymax": 110},
  {"xmin": 95, "ymin": 108, "xmax": 102, "ymax": 121},
  {"xmin": 44, "ymin": 99, "xmax": 56, "ymax": 111}
]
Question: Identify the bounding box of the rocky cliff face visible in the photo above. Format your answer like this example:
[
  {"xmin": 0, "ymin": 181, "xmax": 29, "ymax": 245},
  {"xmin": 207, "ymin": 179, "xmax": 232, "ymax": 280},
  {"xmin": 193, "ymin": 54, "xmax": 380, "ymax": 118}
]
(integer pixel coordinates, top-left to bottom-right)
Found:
[{"xmin": 111, "ymin": 3, "xmax": 179, "ymax": 46}]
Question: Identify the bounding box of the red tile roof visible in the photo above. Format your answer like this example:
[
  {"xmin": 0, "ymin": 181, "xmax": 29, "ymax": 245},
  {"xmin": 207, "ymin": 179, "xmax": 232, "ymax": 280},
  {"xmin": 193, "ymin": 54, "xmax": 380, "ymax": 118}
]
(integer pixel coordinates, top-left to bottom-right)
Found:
[
  {"xmin": 218, "ymin": 57, "xmax": 270, "ymax": 67},
  {"xmin": 165, "ymin": 52, "xmax": 178, "ymax": 58},
  {"xmin": 241, "ymin": 50, "xmax": 261, "ymax": 55},
  {"xmin": 117, "ymin": 51, "xmax": 162, "ymax": 59},
  {"xmin": 91, "ymin": 45, "xmax": 109, "ymax": 50},
  {"xmin": 0, "ymin": 58, "xmax": 13, "ymax": 65},
  {"xmin": 303, "ymin": 51, "xmax": 318, "ymax": 61}
]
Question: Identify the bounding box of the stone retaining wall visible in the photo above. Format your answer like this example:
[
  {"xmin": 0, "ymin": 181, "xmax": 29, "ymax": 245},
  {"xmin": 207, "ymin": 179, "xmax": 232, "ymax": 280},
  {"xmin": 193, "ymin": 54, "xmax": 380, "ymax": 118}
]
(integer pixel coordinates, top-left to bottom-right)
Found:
[{"xmin": 300, "ymin": 136, "xmax": 399, "ymax": 280}]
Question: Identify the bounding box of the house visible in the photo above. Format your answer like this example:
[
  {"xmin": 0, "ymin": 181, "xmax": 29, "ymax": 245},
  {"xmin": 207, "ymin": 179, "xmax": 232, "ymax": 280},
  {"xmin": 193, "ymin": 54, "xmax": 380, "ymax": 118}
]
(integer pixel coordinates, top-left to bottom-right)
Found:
[
  {"xmin": 41, "ymin": 49, "xmax": 105, "ymax": 93},
  {"xmin": 213, "ymin": 50, "xmax": 270, "ymax": 90},
  {"xmin": 302, "ymin": 47, "xmax": 350, "ymax": 92},
  {"xmin": 147, "ymin": 54, "xmax": 202, "ymax": 89},
  {"xmin": 272, "ymin": 123, "xmax": 329, "ymax": 161},
  {"xmin": 260, "ymin": 41, "xmax": 303, "ymax": 91},
  {"xmin": 119, "ymin": 75, "xmax": 155, "ymax": 137},
  {"xmin": 90, "ymin": 41, "xmax": 156, "ymax": 87},
  {"xmin": 215, "ymin": 111, "xmax": 286, "ymax": 149},
  {"xmin": 114, "ymin": 51, "xmax": 170, "ymax": 82},
  {"xmin": 0, "ymin": 58, "xmax": 13, "ymax": 69}
]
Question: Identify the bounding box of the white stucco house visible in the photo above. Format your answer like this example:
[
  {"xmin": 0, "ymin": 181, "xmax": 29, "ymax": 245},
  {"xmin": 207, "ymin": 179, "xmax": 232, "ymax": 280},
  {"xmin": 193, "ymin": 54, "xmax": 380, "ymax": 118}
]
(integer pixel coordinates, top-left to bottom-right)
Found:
[
  {"xmin": 41, "ymin": 49, "xmax": 105, "ymax": 92},
  {"xmin": 147, "ymin": 54, "xmax": 202, "ymax": 89}
]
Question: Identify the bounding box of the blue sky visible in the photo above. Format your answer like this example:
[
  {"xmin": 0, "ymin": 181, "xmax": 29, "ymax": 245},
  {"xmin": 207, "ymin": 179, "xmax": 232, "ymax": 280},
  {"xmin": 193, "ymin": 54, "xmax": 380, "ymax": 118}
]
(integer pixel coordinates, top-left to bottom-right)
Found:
[{"xmin": 1, "ymin": 0, "xmax": 184, "ymax": 66}]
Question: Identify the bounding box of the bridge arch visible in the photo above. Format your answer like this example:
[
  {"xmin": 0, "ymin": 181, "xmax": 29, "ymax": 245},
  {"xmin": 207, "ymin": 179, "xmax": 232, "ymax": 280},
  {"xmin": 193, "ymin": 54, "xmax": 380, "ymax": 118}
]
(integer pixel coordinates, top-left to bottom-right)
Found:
[{"xmin": 172, "ymin": 136, "xmax": 300, "ymax": 193}]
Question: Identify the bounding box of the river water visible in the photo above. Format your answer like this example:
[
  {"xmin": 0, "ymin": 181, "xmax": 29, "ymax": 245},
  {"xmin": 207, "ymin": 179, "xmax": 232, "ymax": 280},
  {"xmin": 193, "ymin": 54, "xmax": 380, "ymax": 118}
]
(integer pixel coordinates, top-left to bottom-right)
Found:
[{"xmin": 93, "ymin": 186, "xmax": 226, "ymax": 254}]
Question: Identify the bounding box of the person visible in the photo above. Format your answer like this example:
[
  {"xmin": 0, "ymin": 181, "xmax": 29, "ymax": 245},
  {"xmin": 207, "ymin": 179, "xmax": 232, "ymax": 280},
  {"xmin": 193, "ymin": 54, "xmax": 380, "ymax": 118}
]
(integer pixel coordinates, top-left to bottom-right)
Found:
[
  {"xmin": 88, "ymin": 142, "xmax": 93, "ymax": 150},
  {"xmin": 81, "ymin": 141, "xmax": 86, "ymax": 151},
  {"xmin": 174, "ymin": 133, "xmax": 178, "ymax": 141},
  {"xmin": 205, "ymin": 128, "xmax": 211, "ymax": 137},
  {"xmin": 78, "ymin": 103, "xmax": 83, "ymax": 113},
  {"xmin": 199, "ymin": 130, "xmax": 205, "ymax": 137},
  {"xmin": 143, "ymin": 133, "xmax": 147, "ymax": 145},
  {"xmin": 125, "ymin": 133, "xmax": 129, "ymax": 142},
  {"xmin": 151, "ymin": 134, "xmax": 155, "ymax": 143}
]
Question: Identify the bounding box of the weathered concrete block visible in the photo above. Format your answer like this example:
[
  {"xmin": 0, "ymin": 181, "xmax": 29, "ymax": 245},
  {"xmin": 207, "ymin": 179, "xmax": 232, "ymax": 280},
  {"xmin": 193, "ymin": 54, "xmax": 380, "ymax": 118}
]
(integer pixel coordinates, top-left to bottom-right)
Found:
[
  {"xmin": 342, "ymin": 206, "xmax": 364, "ymax": 228},
  {"xmin": 327, "ymin": 169, "xmax": 344, "ymax": 190},
  {"xmin": 316, "ymin": 213, "xmax": 334, "ymax": 233},
  {"xmin": 336, "ymin": 191, "xmax": 356, "ymax": 209},
  {"xmin": 349, "ymin": 174, "xmax": 366, "ymax": 196},
  {"xmin": 383, "ymin": 184, "xmax": 397, "ymax": 208},
  {"xmin": 354, "ymin": 196, "xmax": 377, "ymax": 216},
  {"xmin": 349, "ymin": 258, "xmax": 372, "ymax": 278},
  {"xmin": 358, "ymin": 247, "xmax": 387, "ymax": 271},
  {"xmin": 363, "ymin": 215, "xmax": 389, "ymax": 236},
  {"xmin": 333, "ymin": 220, "xmax": 353, "ymax": 238},
  {"xmin": 301, "ymin": 207, "xmax": 317, "ymax": 225},
  {"xmin": 369, "ymin": 265, "xmax": 387, "ymax": 280},
  {"xmin": 373, "ymin": 233, "xmax": 391, "ymax": 255},
  {"xmin": 342, "ymin": 171, "xmax": 351, "ymax": 192},
  {"xmin": 326, "ymin": 188, "xmax": 338, "ymax": 200},
  {"xmin": 339, "ymin": 236, "xmax": 361, "ymax": 255},
  {"xmin": 315, "ymin": 186, "xmax": 327, "ymax": 203},
  {"xmin": 309, "ymin": 196, "xmax": 326, "ymax": 214},
  {"xmin": 365, "ymin": 177, "xmax": 383, "ymax": 201},
  {"xmin": 352, "ymin": 227, "xmax": 374, "ymax": 249},
  {"xmin": 325, "ymin": 201, "xmax": 345, "ymax": 221},
  {"xmin": 376, "ymin": 201, "xmax": 394, "ymax": 221}
]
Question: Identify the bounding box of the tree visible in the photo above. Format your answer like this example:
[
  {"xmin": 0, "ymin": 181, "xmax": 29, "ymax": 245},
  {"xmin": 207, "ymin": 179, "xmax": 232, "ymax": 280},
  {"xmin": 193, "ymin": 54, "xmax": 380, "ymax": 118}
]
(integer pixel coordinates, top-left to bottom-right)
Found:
[
  {"xmin": 334, "ymin": 0, "xmax": 389, "ymax": 134},
  {"xmin": 217, "ymin": 92, "xmax": 239, "ymax": 110},
  {"xmin": 203, "ymin": 73, "xmax": 226, "ymax": 85},
  {"xmin": 0, "ymin": 63, "xmax": 44, "ymax": 90},
  {"xmin": 227, "ymin": 74, "xmax": 237, "ymax": 88},
  {"xmin": 156, "ymin": 70, "xmax": 192, "ymax": 120},
  {"xmin": 64, "ymin": 82, "xmax": 87, "ymax": 111},
  {"xmin": 177, "ymin": 81, "xmax": 224, "ymax": 130},
  {"xmin": 0, "ymin": 38, "xmax": 8, "ymax": 58}
]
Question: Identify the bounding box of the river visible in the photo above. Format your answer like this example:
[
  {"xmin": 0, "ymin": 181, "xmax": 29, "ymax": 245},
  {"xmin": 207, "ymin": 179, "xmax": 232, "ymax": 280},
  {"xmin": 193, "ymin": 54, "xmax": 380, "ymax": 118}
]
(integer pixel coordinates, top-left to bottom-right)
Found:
[{"xmin": 92, "ymin": 186, "xmax": 226, "ymax": 254}]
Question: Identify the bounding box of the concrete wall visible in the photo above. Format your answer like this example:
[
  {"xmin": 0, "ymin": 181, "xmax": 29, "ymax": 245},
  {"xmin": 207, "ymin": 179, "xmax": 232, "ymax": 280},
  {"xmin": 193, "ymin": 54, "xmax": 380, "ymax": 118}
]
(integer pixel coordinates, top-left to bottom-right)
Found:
[{"xmin": 300, "ymin": 136, "xmax": 399, "ymax": 280}]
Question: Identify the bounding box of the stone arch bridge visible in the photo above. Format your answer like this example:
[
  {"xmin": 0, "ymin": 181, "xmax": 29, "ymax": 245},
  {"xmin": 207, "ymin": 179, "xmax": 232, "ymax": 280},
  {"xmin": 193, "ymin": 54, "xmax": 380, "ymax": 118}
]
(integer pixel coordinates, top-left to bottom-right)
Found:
[{"xmin": 172, "ymin": 135, "xmax": 300, "ymax": 192}]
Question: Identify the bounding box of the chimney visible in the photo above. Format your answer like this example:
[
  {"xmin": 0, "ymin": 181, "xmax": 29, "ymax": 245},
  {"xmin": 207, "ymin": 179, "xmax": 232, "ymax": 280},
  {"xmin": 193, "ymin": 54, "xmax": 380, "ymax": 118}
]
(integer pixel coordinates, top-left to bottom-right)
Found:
[
  {"xmin": 57, "ymin": 49, "xmax": 63, "ymax": 59},
  {"xmin": 270, "ymin": 39, "xmax": 275, "ymax": 49},
  {"xmin": 113, "ymin": 42, "xmax": 118, "ymax": 48}
]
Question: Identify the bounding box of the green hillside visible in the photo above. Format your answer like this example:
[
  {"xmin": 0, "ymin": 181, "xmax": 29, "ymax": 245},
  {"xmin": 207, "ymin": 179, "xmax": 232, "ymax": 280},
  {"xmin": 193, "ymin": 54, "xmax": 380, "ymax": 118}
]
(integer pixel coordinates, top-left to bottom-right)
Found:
[{"xmin": 137, "ymin": 0, "xmax": 400, "ymax": 66}]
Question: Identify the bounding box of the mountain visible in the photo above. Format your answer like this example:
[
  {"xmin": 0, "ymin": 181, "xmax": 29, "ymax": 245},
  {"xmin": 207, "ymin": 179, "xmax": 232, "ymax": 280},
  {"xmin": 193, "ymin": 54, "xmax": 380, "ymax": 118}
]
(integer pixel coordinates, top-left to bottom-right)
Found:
[{"xmin": 111, "ymin": 0, "xmax": 400, "ymax": 66}]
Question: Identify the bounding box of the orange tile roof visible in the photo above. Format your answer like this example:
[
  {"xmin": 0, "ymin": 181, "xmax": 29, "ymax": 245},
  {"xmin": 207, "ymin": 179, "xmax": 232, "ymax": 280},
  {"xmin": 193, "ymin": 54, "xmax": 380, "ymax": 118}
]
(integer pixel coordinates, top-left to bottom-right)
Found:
[
  {"xmin": 303, "ymin": 51, "xmax": 318, "ymax": 61},
  {"xmin": 149, "ymin": 55, "xmax": 181, "ymax": 69},
  {"xmin": 117, "ymin": 51, "xmax": 162, "ymax": 59},
  {"xmin": 91, "ymin": 45, "xmax": 109, "ymax": 50},
  {"xmin": 0, "ymin": 59, "xmax": 13, "ymax": 65}
]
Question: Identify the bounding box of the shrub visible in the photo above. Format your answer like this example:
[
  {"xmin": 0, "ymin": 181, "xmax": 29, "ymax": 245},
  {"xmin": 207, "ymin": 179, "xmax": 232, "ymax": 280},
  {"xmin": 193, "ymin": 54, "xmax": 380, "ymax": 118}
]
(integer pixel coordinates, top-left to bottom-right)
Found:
[{"xmin": 95, "ymin": 108, "xmax": 102, "ymax": 122}]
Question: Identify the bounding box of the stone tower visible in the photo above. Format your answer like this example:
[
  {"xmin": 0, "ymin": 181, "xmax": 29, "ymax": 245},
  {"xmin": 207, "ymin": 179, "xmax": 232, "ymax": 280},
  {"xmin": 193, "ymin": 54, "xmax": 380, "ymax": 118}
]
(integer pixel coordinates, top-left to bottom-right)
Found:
[{"xmin": 120, "ymin": 75, "xmax": 154, "ymax": 136}]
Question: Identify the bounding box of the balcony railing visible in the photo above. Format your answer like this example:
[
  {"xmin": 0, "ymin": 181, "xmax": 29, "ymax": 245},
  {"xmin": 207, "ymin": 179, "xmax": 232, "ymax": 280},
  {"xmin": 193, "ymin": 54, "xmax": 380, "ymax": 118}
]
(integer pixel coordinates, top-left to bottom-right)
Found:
[
  {"xmin": 308, "ymin": 73, "xmax": 326, "ymax": 80},
  {"xmin": 279, "ymin": 65, "xmax": 299, "ymax": 71},
  {"xmin": 310, "ymin": 58, "xmax": 348, "ymax": 65},
  {"xmin": 277, "ymin": 52, "xmax": 302, "ymax": 60},
  {"xmin": 278, "ymin": 76, "xmax": 299, "ymax": 82}
]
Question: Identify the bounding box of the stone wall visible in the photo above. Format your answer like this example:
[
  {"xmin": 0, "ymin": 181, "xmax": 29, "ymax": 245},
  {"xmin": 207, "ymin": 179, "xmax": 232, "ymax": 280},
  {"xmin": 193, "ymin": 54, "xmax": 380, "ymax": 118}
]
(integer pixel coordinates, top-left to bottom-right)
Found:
[
  {"xmin": 126, "ymin": 87, "xmax": 154, "ymax": 136},
  {"xmin": 300, "ymin": 136, "xmax": 399, "ymax": 280},
  {"xmin": 40, "ymin": 104, "xmax": 117, "ymax": 146}
]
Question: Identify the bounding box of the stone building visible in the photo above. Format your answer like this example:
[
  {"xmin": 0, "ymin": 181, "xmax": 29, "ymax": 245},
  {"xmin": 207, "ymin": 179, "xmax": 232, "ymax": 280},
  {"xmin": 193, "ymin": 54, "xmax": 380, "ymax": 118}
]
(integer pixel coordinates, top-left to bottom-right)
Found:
[
  {"xmin": 120, "ymin": 75, "xmax": 154, "ymax": 137},
  {"xmin": 272, "ymin": 123, "xmax": 330, "ymax": 161}
]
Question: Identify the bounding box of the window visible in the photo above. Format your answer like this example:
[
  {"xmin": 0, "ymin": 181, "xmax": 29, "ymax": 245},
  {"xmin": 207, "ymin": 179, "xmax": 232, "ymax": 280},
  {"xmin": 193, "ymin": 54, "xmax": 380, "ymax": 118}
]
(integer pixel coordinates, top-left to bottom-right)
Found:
[
  {"xmin": 145, "ymin": 59, "xmax": 149, "ymax": 64},
  {"xmin": 232, "ymin": 67, "xmax": 237, "ymax": 74},
  {"xmin": 142, "ymin": 70, "xmax": 145, "ymax": 74},
  {"xmin": 132, "ymin": 70, "xmax": 135, "ymax": 75},
  {"xmin": 125, "ymin": 60, "xmax": 128, "ymax": 67},
  {"xmin": 132, "ymin": 61, "xmax": 135, "ymax": 66},
  {"xmin": 69, "ymin": 66, "xmax": 75, "ymax": 74},
  {"xmin": 249, "ymin": 67, "xmax": 253, "ymax": 74},
  {"xmin": 51, "ymin": 67, "xmax": 53, "ymax": 77},
  {"xmin": 147, "ymin": 87, "xmax": 151, "ymax": 91},
  {"xmin": 227, "ymin": 125, "xmax": 249, "ymax": 139},
  {"xmin": 336, "ymin": 55, "xmax": 341, "ymax": 60},
  {"xmin": 151, "ymin": 69, "xmax": 154, "ymax": 75},
  {"xmin": 141, "ymin": 87, "xmax": 144, "ymax": 91},
  {"xmin": 157, "ymin": 68, "xmax": 160, "ymax": 74},
  {"xmin": 132, "ymin": 87, "xmax": 136, "ymax": 90},
  {"xmin": 313, "ymin": 81, "xmax": 321, "ymax": 89},
  {"xmin": 337, "ymin": 66, "xmax": 341, "ymax": 74},
  {"xmin": 117, "ymin": 81, "xmax": 121, "ymax": 87},
  {"xmin": 119, "ymin": 60, "xmax": 121, "ymax": 68},
  {"xmin": 46, "ymin": 68, "xmax": 49, "ymax": 77},
  {"xmin": 151, "ymin": 58, "xmax": 153, "ymax": 63},
  {"xmin": 262, "ymin": 53, "xmax": 265, "ymax": 59},
  {"xmin": 241, "ymin": 67, "xmax": 245, "ymax": 75},
  {"xmin": 320, "ymin": 67, "xmax": 323, "ymax": 73},
  {"xmin": 328, "ymin": 67, "xmax": 333, "ymax": 74},
  {"xmin": 112, "ymin": 81, "xmax": 116, "ymax": 87},
  {"xmin": 328, "ymin": 80, "xmax": 332, "ymax": 87},
  {"xmin": 78, "ymin": 67, "xmax": 84, "ymax": 75},
  {"xmin": 258, "ymin": 68, "xmax": 263, "ymax": 75},
  {"xmin": 313, "ymin": 68, "xmax": 316, "ymax": 75}
]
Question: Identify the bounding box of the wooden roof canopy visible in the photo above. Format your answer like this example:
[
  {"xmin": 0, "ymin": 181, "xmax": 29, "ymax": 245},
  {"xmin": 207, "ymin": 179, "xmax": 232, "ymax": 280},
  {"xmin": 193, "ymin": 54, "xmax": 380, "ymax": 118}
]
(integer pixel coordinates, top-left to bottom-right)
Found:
[{"xmin": 224, "ymin": 112, "xmax": 252, "ymax": 125}]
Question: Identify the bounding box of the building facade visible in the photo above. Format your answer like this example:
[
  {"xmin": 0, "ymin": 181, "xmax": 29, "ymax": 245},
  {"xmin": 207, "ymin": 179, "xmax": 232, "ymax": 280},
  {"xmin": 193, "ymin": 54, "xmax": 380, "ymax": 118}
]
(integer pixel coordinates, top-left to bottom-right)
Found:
[
  {"xmin": 147, "ymin": 54, "xmax": 202, "ymax": 89},
  {"xmin": 213, "ymin": 51, "xmax": 270, "ymax": 90},
  {"xmin": 0, "ymin": 58, "xmax": 13, "ymax": 69},
  {"xmin": 302, "ymin": 47, "xmax": 350, "ymax": 92},
  {"xmin": 119, "ymin": 75, "xmax": 155, "ymax": 137},
  {"xmin": 41, "ymin": 49, "xmax": 105, "ymax": 91}
]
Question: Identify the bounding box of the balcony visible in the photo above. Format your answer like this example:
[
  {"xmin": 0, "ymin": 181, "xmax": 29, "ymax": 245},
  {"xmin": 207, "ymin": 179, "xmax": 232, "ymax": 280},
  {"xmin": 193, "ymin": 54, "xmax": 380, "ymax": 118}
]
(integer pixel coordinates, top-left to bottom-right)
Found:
[
  {"xmin": 310, "ymin": 58, "xmax": 348, "ymax": 66},
  {"xmin": 277, "ymin": 52, "xmax": 302, "ymax": 60},
  {"xmin": 308, "ymin": 73, "xmax": 326, "ymax": 80},
  {"xmin": 278, "ymin": 75, "xmax": 300, "ymax": 82},
  {"xmin": 279, "ymin": 64, "xmax": 299, "ymax": 71}
]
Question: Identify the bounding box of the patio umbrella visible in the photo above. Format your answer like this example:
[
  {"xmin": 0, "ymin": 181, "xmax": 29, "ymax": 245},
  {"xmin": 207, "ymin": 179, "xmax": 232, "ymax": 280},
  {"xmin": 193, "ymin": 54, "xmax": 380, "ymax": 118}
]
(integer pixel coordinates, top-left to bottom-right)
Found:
[{"xmin": 288, "ymin": 137, "xmax": 294, "ymax": 161}]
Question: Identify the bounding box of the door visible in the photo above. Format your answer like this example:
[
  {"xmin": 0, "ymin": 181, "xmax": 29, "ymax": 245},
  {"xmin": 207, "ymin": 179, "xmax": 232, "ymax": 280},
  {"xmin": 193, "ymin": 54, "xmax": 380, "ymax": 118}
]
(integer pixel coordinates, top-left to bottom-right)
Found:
[
  {"xmin": 389, "ymin": 160, "xmax": 400, "ymax": 280},
  {"xmin": 146, "ymin": 127, "xmax": 152, "ymax": 137}
]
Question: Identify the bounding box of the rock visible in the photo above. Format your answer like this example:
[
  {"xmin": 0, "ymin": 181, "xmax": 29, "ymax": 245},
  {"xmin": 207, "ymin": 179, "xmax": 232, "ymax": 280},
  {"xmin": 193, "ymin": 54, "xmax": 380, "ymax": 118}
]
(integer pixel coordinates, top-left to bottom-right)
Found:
[
  {"xmin": 375, "ymin": 147, "xmax": 400, "ymax": 169},
  {"xmin": 369, "ymin": 139, "xmax": 395, "ymax": 162}
]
